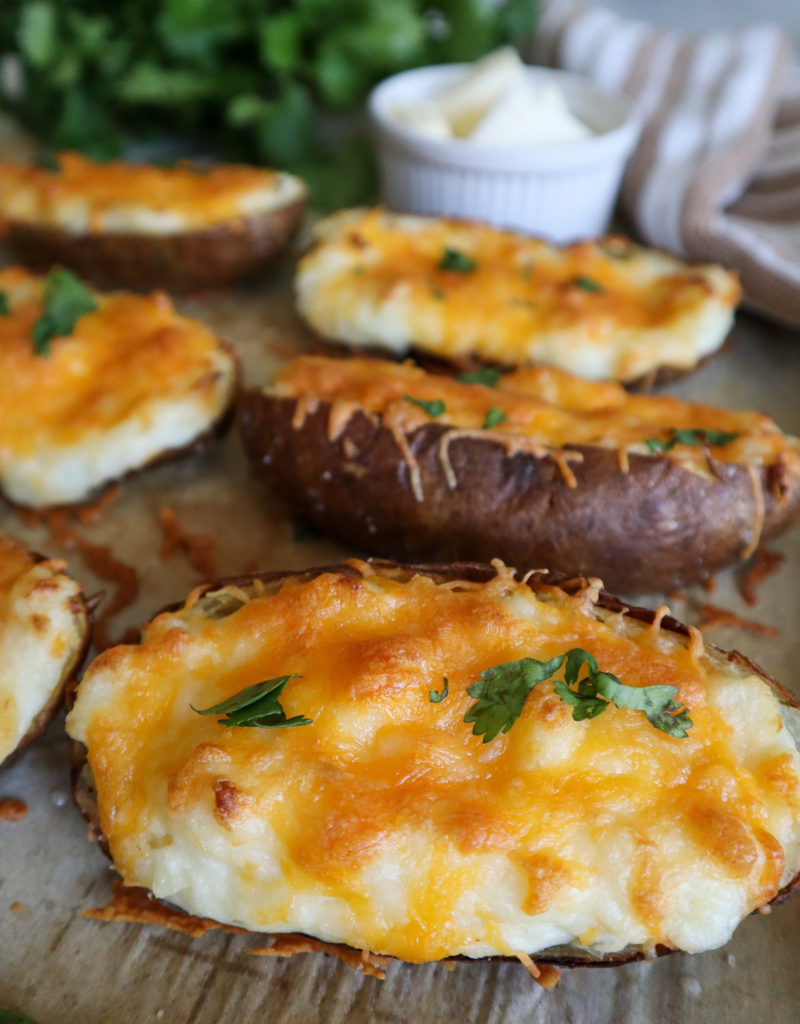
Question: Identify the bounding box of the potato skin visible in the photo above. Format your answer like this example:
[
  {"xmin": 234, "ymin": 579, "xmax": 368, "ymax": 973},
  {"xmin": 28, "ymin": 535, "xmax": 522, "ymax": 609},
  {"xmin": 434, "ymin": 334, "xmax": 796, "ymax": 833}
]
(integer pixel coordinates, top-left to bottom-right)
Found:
[
  {"xmin": 70, "ymin": 558, "xmax": 800, "ymax": 969},
  {"xmin": 5, "ymin": 199, "xmax": 305, "ymax": 292},
  {"xmin": 240, "ymin": 391, "xmax": 800, "ymax": 594}
]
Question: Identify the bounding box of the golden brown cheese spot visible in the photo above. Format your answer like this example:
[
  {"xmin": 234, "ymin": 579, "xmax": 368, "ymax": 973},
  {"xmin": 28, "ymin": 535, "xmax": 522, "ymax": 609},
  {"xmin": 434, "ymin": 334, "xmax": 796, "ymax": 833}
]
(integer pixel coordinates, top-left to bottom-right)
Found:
[
  {"xmin": 758, "ymin": 752, "xmax": 800, "ymax": 807},
  {"xmin": 752, "ymin": 827, "xmax": 786, "ymax": 906},
  {"xmin": 686, "ymin": 801, "xmax": 760, "ymax": 879},
  {"xmin": 272, "ymin": 356, "xmax": 797, "ymax": 470},
  {"xmin": 74, "ymin": 570, "xmax": 799, "ymax": 961},
  {"xmin": 629, "ymin": 836, "xmax": 665, "ymax": 933},
  {"xmin": 0, "ymin": 269, "xmax": 227, "ymax": 455},
  {"xmin": 514, "ymin": 851, "xmax": 573, "ymax": 916},
  {"xmin": 213, "ymin": 778, "xmax": 246, "ymax": 828},
  {"xmin": 0, "ymin": 152, "xmax": 286, "ymax": 229}
]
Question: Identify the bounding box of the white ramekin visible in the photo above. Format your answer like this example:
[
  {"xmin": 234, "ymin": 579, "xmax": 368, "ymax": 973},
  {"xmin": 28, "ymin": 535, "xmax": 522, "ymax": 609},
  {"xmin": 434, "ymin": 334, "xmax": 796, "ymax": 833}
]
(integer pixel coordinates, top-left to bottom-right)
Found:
[{"xmin": 368, "ymin": 65, "xmax": 641, "ymax": 243}]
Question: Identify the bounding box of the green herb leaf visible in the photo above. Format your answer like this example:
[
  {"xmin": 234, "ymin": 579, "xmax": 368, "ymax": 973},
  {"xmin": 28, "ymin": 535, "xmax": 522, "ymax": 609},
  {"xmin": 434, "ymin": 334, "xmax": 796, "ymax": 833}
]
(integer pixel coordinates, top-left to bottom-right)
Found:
[
  {"xmin": 31, "ymin": 269, "xmax": 97, "ymax": 357},
  {"xmin": 0, "ymin": 291, "xmax": 10, "ymax": 316},
  {"xmin": 191, "ymin": 675, "xmax": 312, "ymax": 729},
  {"xmin": 644, "ymin": 428, "xmax": 739, "ymax": 453},
  {"xmin": 464, "ymin": 648, "xmax": 692, "ymax": 742},
  {"xmin": 431, "ymin": 287, "xmax": 446, "ymax": 300},
  {"xmin": 429, "ymin": 678, "xmax": 449, "ymax": 703},
  {"xmin": 404, "ymin": 395, "xmax": 446, "ymax": 418},
  {"xmin": 439, "ymin": 247, "xmax": 477, "ymax": 273},
  {"xmin": 482, "ymin": 406, "xmax": 507, "ymax": 429},
  {"xmin": 458, "ymin": 367, "xmax": 502, "ymax": 388},
  {"xmin": 573, "ymin": 275, "xmax": 604, "ymax": 293},
  {"xmin": 465, "ymin": 655, "xmax": 567, "ymax": 742}
]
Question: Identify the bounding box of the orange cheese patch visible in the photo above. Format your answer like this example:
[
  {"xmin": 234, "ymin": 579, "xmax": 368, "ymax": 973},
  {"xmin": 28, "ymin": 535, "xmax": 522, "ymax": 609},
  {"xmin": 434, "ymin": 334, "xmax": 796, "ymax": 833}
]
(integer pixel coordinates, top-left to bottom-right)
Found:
[
  {"xmin": 0, "ymin": 152, "xmax": 288, "ymax": 230},
  {"xmin": 297, "ymin": 209, "xmax": 741, "ymax": 381},
  {"xmin": 0, "ymin": 267, "xmax": 229, "ymax": 455},
  {"xmin": 69, "ymin": 567, "xmax": 800, "ymax": 962},
  {"xmin": 273, "ymin": 356, "xmax": 797, "ymax": 469}
]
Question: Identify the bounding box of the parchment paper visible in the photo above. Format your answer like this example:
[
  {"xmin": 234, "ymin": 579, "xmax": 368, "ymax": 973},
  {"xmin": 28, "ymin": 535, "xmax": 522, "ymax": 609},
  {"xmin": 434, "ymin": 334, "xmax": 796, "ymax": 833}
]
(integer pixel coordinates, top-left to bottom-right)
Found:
[{"xmin": 1, "ymin": 241, "xmax": 799, "ymax": 1024}]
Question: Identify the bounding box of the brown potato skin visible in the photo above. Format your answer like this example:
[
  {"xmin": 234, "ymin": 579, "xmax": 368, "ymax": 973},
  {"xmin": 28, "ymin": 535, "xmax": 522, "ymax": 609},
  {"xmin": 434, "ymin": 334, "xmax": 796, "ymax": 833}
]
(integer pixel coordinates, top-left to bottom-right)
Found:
[
  {"xmin": 239, "ymin": 392, "xmax": 800, "ymax": 594},
  {"xmin": 5, "ymin": 198, "xmax": 305, "ymax": 292},
  {"xmin": 70, "ymin": 559, "xmax": 800, "ymax": 969}
]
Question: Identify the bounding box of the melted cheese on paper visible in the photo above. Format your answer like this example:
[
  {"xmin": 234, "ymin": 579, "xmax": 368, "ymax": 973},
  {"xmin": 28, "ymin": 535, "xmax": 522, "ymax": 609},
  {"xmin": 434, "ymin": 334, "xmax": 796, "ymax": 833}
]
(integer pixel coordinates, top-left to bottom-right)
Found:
[
  {"xmin": 0, "ymin": 152, "xmax": 305, "ymax": 235},
  {"xmin": 271, "ymin": 356, "xmax": 800, "ymax": 477},
  {"xmin": 0, "ymin": 267, "xmax": 236, "ymax": 507},
  {"xmin": 0, "ymin": 535, "xmax": 84, "ymax": 765},
  {"xmin": 295, "ymin": 209, "xmax": 740, "ymax": 383},
  {"xmin": 67, "ymin": 566, "xmax": 800, "ymax": 962}
]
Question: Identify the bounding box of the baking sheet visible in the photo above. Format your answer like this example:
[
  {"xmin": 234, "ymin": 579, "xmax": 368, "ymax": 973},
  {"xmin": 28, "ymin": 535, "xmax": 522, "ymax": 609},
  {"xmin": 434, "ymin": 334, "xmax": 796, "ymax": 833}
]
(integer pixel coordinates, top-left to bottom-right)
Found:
[{"xmin": 2, "ymin": 243, "xmax": 800, "ymax": 1023}]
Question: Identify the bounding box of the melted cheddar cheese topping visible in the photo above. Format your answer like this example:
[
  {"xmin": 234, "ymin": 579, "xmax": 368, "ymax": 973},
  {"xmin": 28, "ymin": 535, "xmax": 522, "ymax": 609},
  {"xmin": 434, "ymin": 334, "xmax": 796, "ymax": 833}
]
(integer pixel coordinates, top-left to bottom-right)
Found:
[
  {"xmin": 272, "ymin": 356, "xmax": 799, "ymax": 473},
  {"xmin": 295, "ymin": 209, "xmax": 740, "ymax": 382},
  {"xmin": 67, "ymin": 566, "xmax": 800, "ymax": 962},
  {"xmin": 1, "ymin": 535, "xmax": 85, "ymax": 764},
  {"xmin": 0, "ymin": 267, "xmax": 236, "ymax": 507},
  {"xmin": 0, "ymin": 152, "xmax": 305, "ymax": 235}
]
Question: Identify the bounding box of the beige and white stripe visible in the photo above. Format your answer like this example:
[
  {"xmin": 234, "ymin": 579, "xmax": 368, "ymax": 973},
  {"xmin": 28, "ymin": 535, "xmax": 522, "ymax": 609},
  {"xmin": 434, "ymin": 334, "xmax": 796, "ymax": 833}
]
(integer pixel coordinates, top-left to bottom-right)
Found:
[{"xmin": 533, "ymin": 2, "xmax": 799, "ymax": 328}]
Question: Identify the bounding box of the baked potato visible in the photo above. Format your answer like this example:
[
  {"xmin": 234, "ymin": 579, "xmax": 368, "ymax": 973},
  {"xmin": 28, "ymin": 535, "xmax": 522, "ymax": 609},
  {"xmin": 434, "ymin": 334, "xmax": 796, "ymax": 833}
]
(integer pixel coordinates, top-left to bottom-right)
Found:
[
  {"xmin": 0, "ymin": 266, "xmax": 238, "ymax": 508},
  {"xmin": 0, "ymin": 152, "xmax": 306, "ymax": 292},
  {"xmin": 239, "ymin": 356, "xmax": 800, "ymax": 593},
  {"xmin": 294, "ymin": 208, "xmax": 741, "ymax": 387},
  {"xmin": 1, "ymin": 533, "xmax": 90, "ymax": 768},
  {"xmin": 66, "ymin": 559, "xmax": 800, "ymax": 973}
]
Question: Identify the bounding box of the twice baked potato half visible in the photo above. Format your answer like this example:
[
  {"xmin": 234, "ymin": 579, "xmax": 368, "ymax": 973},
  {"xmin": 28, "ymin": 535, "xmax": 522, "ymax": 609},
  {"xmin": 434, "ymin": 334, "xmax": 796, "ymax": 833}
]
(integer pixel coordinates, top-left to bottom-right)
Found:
[
  {"xmin": 1, "ymin": 534, "xmax": 90, "ymax": 767},
  {"xmin": 295, "ymin": 208, "xmax": 740, "ymax": 386},
  {"xmin": 240, "ymin": 356, "xmax": 800, "ymax": 593},
  {"xmin": 66, "ymin": 560, "xmax": 800, "ymax": 972},
  {"xmin": 0, "ymin": 266, "xmax": 237, "ymax": 508},
  {"xmin": 0, "ymin": 152, "xmax": 306, "ymax": 292}
]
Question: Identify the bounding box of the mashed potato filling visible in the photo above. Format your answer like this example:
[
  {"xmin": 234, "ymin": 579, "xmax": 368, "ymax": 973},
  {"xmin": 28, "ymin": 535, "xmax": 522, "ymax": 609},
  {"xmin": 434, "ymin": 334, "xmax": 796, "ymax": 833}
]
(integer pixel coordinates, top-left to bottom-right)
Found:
[
  {"xmin": 67, "ymin": 565, "xmax": 800, "ymax": 962},
  {"xmin": 296, "ymin": 208, "xmax": 740, "ymax": 383},
  {"xmin": 0, "ymin": 535, "xmax": 85, "ymax": 765},
  {"xmin": 0, "ymin": 267, "xmax": 236, "ymax": 507},
  {"xmin": 0, "ymin": 152, "xmax": 305, "ymax": 235}
]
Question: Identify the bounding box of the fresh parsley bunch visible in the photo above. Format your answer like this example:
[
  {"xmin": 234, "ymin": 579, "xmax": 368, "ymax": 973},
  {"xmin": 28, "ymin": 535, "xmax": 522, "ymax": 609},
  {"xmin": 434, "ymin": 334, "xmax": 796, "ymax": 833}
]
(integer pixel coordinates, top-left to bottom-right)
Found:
[{"xmin": 0, "ymin": 0, "xmax": 539, "ymax": 208}]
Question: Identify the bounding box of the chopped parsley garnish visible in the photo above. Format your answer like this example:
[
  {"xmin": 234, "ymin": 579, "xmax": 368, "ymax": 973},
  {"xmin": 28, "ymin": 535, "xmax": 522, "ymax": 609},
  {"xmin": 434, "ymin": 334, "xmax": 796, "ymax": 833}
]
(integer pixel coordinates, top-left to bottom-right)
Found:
[
  {"xmin": 482, "ymin": 406, "xmax": 507, "ymax": 429},
  {"xmin": 191, "ymin": 675, "xmax": 312, "ymax": 729},
  {"xmin": 429, "ymin": 678, "xmax": 449, "ymax": 703},
  {"xmin": 645, "ymin": 428, "xmax": 739, "ymax": 453},
  {"xmin": 0, "ymin": 291, "xmax": 9, "ymax": 316},
  {"xmin": 31, "ymin": 268, "xmax": 98, "ymax": 357},
  {"xmin": 439, "ymin": 247, "xmax": 477, "ymax": 273},
  {"xmin": 572, "ymin": 275, "xmax": 604, "ymax": 293},
  {"xmin": 464, "ymin": 648, "xmax": 692, "ymax": 743},
  {"xmin": 458, "ymin": 367, "xmax": 502, "ymax": 388},
  {"xmin": 432, "ymin": 287, "xmax": 447, "ymax": 300},
  {"xmin": 404, "ymin": 395, "xmax": 446, "ymax": 418}
]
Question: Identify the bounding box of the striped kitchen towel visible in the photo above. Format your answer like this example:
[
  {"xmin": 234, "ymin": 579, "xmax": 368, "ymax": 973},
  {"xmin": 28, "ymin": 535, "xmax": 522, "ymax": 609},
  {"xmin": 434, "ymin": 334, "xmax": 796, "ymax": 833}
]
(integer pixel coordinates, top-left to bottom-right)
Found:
[{"xmin": 532, "ymin": 2, "xmax": 800, "ymax": 328}]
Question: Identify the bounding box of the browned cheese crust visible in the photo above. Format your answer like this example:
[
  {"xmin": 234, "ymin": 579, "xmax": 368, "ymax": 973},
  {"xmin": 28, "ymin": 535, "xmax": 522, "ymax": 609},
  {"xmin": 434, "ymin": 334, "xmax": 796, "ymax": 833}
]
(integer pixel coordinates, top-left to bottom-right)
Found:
[
  {"xmin": 69, "ymin": 559, "xmax": 800, "ymax": 975},
  {"xmin": 239, "ymin": 391, "xmax": 800, "ymax": 594},
  {"xmin": 6, "ymin": 200, "xmax": 305, "ymax": 293}
]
